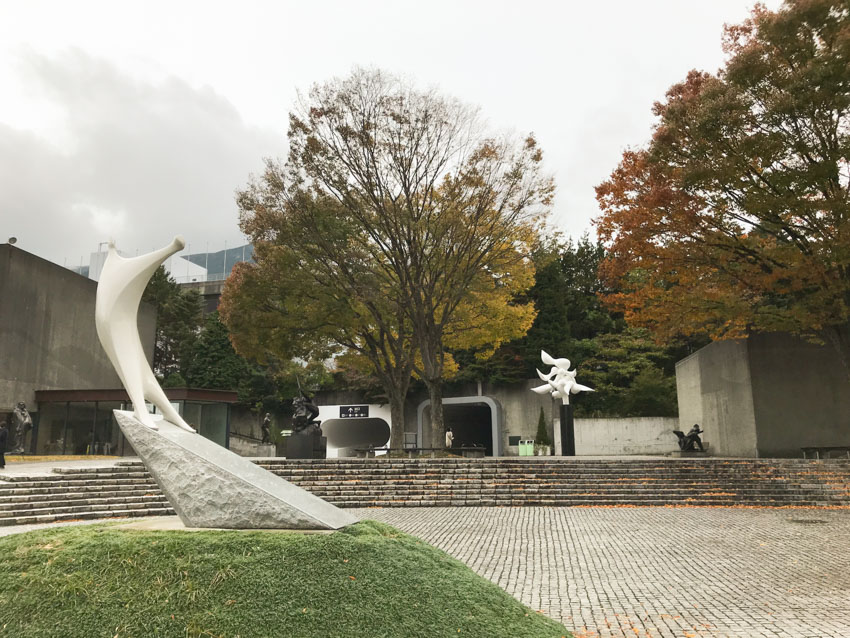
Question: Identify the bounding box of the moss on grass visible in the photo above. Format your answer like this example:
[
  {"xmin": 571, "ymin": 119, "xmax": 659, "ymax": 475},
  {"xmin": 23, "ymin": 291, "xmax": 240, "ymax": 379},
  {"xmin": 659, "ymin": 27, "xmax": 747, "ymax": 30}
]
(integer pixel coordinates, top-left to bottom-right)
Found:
[{"xmin": 0, "ymin": 520, "xmax": 571, "ymax": 638}]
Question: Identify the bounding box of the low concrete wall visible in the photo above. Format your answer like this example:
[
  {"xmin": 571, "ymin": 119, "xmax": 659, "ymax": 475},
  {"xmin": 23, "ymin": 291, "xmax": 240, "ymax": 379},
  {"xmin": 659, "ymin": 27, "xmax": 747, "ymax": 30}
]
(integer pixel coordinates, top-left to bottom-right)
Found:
[
  {"xmin": 674, "ymin": 332, "xmax": 850, "ymax": 457},
  {"xmin": 228, "ymin": 433, "xmax": 275, "ymax": 458},
  {"xmin": 229, "ymin": 405, "xmax": 262, "ymax": 440},
  {"xmin": 575, "ymin": 417, "xmax": 681, "ymax": 455}
]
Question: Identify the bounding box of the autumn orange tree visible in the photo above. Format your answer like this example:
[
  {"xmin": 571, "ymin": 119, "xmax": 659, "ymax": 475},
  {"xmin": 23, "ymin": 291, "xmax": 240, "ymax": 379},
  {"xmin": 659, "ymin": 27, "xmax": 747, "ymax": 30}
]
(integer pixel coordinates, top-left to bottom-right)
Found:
[
  {"xmin": 220, "ymin": 194, "xmax": 418, "ymax": 448},
  {"xmin": 596, "ymin": 0, "xmax": 850, "ymax": 378},
  {"xmin": 224, "ymin": 69, "xmax": 549, "ymax": 446}
]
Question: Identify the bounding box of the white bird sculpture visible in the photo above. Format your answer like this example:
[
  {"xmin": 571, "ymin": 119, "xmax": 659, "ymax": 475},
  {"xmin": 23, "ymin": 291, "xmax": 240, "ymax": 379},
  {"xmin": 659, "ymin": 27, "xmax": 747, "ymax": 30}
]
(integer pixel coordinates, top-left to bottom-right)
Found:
[
  {"xmin": 530, "ymin": 350, "xmax": 594, "ymax": 405},
  {"xmin": 95, "ymin": 237, "xmax": 196, "ymax": 432}
]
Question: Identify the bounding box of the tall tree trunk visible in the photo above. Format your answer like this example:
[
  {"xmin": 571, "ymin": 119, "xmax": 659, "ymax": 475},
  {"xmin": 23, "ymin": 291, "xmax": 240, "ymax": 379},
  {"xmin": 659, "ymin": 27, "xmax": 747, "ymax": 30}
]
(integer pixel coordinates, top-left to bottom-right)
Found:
[
  {"xmin": 427, "ymin": 378, "xmax": 444, "ymax": 449},
  {"xmin": 389, "ymin": 393, "xmax": 406, "ymax": 449},
  {"xmin": 823, "ymin": 323, "xmax": 850, "ymax": 385}
]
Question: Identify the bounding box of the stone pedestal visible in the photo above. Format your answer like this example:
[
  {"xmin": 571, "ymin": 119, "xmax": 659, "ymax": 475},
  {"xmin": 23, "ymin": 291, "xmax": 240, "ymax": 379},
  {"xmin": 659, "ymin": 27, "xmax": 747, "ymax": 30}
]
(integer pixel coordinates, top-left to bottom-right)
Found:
[
  {"xmin": 286, "ymin": 431, "xmax": 327, "ymax": 460},
  {"xmin": 115, "ymin": 411, "xmax": 355, "ymax": 529},
  {"xmin": 671, "ymin": 444, "xmax": 710, "ymax": 458}
]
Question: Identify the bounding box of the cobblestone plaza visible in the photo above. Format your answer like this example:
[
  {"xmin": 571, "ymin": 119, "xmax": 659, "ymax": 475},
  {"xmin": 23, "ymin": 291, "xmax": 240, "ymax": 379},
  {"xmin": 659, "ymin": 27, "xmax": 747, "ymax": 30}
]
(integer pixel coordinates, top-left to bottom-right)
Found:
[{"xmin": 356, "ymin": 506, "xmax": 850, "ymax": 638}]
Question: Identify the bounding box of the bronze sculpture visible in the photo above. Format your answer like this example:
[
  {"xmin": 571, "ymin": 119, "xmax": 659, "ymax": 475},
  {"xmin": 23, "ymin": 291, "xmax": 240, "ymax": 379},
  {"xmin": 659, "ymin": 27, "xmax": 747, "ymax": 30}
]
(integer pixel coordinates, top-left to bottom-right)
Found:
[
  {"xmin": 10, "ymin": 402, "xmax": 32, "ymax": 455},
  {"xmin": 673, "ymin": 424, "xmax": 705, "ymax": 452},
  {"xmin": 292, "ymin": 393, "xmax": 321, "ymax": 435}
]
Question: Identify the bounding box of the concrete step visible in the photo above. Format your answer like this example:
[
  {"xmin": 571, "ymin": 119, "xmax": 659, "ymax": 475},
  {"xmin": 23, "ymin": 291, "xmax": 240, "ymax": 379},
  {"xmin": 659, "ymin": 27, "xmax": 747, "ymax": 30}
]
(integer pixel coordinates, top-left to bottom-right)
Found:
[
  {"xmin": 0, "ymin": 501, "xmax": 173, "ymax": 526},
  {"xmin": 0, "ymin": 482, "xmax": 160, "ymax": 497},
  {"xmin": 0, "ymin": 471, "xmax": 151, "ymax": 484},
  {"xmin": 318, "ymin": 496, "xmax": 840, "ymax": 507},
  {"xmin": 0, "ymin": 488, "xmax": 165, "ymax": 507},
  {"xmin": 0, "ymin": 506, "xmax": 176, "ymax": 527}
]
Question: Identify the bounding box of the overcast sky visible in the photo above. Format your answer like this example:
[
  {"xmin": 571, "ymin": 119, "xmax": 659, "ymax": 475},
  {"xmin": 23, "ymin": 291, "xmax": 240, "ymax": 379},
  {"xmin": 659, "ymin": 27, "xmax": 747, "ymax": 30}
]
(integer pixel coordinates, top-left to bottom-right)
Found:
[{"xmin": 1, "ymin": 0, "xmax": 781, "ymax": 268}]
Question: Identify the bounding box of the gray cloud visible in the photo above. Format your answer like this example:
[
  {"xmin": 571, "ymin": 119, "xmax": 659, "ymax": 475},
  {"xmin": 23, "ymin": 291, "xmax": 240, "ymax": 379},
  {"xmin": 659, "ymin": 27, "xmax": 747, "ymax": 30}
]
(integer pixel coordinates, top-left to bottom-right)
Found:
[{"xmin": 2, "ymin": 49, "xmax": 283, "ymax": 265}]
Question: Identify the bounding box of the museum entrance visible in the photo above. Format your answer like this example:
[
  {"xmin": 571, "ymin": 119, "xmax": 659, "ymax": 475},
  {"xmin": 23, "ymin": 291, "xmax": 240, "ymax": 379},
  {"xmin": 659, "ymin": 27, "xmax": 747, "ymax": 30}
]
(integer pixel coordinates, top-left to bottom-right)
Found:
[{"xmin": 445, "ymin": 403, "xmax": 493, "ymax": 456}]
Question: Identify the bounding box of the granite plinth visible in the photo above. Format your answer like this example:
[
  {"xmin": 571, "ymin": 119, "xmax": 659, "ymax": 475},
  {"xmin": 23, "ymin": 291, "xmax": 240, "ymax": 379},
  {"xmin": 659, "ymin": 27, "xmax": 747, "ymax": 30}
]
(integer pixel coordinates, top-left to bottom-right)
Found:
[
  {"xmin": 286, "ymin": 431, "xmax": 327, "ymax": 459},
  {"xmin": 115, "ymin": 411, "xmax": 356, "ymax": 530}
]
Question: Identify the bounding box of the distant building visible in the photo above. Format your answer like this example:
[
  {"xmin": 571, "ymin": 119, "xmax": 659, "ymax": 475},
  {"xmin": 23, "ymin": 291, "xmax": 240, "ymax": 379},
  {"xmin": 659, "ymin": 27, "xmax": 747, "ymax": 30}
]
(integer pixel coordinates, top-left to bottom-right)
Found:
[{"xmin": 85, "ymin": 243, "xmax": 253, "ymax": 313}]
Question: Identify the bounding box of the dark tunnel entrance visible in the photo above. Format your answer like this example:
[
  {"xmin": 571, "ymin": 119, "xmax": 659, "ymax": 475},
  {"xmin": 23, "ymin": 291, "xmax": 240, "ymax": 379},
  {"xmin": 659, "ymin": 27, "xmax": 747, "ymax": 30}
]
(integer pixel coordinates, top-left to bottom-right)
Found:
[{"xmin": 444, "ymin": 403, "xmax": 493, "ymax": 456}]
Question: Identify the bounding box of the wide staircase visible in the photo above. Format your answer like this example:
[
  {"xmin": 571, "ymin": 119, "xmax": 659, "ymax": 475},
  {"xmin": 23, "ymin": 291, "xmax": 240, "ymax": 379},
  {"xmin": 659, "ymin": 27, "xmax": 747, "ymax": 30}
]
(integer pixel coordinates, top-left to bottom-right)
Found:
[
  {"xmin": 0, "ymin": 462, "xmax": 173, "ymax": 526},
  {"xmin": 258, "ymin": 458, "xmax": 850, "ymax": 508},
  {"xmin": 1, "ymin": 458, "xmax": 849, "ymax": 526}
]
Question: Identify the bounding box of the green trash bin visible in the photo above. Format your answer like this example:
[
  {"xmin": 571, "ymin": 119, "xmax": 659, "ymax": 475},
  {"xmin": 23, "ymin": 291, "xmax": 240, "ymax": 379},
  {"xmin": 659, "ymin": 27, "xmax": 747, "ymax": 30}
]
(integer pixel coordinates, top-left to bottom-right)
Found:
[{"xmin": 518, "ymin": 439, "xmax": 535, "ymax": 456}]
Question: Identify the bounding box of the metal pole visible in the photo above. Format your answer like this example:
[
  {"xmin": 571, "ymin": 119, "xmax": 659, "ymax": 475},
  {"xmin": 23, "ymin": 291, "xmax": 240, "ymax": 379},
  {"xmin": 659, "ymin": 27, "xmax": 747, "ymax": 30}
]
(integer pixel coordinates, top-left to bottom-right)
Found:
[{"xmin": 559, "ymin": 403, "xmax": 575, "ymax": 456}]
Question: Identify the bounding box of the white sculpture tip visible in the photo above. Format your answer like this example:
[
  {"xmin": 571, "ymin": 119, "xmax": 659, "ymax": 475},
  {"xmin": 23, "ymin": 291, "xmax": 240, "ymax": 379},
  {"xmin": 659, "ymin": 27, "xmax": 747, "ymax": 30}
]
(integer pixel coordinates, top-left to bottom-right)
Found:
[{"xmin": 173, "ymin": 235, "xmax": 186, "ymax": 250}]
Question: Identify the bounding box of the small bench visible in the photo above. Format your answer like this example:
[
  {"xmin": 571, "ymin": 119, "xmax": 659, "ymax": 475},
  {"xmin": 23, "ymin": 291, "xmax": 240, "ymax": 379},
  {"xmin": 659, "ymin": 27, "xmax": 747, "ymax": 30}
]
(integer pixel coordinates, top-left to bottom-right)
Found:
[{"xmin": 801, "ymin": 446, "xmax": 850, "ymax": 459}]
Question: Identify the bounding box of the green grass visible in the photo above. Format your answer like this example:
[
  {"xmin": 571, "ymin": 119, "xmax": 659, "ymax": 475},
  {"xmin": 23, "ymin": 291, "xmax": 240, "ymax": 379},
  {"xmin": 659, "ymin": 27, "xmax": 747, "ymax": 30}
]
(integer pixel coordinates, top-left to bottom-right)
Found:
[{"xmin": 0, "ymin": 520, "xmax": 572, "ymax": 638}]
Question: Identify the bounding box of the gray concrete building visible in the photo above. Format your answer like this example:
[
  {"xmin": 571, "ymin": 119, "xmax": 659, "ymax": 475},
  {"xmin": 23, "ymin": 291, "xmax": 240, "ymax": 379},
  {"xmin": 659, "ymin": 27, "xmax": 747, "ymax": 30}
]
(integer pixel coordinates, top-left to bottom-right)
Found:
[
  {"xmin": 0, "ymin": 243, "xmax": 155, "ymax": 452},
  {"xmin": 0, "ymin": 243, "xmax": 156, "ymax": 413},
  {"xmin": 676, "ymin": 332, "xmax": 850, "ymax": 457}
]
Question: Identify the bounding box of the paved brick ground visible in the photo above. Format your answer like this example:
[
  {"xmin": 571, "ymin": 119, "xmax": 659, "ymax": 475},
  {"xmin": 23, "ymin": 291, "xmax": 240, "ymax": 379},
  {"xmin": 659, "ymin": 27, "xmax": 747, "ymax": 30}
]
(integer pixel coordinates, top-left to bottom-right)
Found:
[{"xmin": 352, "ymin": 507, "xmax": 850, "ymax": 638}]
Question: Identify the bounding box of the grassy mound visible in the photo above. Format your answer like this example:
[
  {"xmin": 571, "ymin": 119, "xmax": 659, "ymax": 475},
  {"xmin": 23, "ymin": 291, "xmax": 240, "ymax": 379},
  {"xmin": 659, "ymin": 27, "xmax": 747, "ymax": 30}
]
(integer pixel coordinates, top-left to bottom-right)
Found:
[{"xmin": 0, "ymin": 520, "xmax": 571, "ymax": 638}]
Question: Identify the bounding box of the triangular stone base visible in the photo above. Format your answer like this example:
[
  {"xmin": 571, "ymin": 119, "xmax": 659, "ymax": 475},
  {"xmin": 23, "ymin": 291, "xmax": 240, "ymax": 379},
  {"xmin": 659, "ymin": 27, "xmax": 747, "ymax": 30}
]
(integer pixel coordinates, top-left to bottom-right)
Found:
[{"xmin": 115, "ymin": 410, "xmax": 357, "ymax": 530}]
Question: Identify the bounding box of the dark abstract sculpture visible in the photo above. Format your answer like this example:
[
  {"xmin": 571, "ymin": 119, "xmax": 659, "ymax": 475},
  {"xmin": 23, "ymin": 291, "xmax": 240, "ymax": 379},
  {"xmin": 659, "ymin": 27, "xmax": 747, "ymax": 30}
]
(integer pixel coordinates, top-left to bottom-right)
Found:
[
  {"xmin": 287, "ymin": 393, "xmax": 326, "ymax": 460},
  {"xmin": 292, "ymin": 393, "xmax": 322, "ymax": 435},
  {"xmin": 673, "ymin": 424, "xmax": 705, "ymax": 452},
  {"xmin": 10, "ymin": 402, "xmax": 32, "ymax": 455}
]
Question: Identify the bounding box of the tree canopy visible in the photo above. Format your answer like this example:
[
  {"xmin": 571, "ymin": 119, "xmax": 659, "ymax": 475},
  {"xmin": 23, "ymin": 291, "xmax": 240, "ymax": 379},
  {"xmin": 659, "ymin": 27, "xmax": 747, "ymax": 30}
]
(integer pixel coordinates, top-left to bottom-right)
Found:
[
  {"xmin": 595, "ymin": 0, "xmax": 850, "ymax": 377},
  {"xmin": 224, "ymin": 68, "xmax": 549, "ymax": 445},
  {"xmin": 141, "ymin": 266, "xmax": 202, "ymax": 380},
  {"xmin": 184, "ymin": 312, "xmax": 251, "ymax": 391},
  {"xmin": 451, "ymin": 236, "xmax": 686, "ymax": 416}
]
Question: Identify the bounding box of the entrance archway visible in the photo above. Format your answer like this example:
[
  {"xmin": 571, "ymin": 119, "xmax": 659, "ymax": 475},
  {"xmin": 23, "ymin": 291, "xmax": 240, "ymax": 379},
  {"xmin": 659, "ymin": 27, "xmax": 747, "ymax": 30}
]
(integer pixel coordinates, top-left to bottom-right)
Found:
[{"xmin": 416, "ymin": 396, "xmax": 501, "ymax": 456}]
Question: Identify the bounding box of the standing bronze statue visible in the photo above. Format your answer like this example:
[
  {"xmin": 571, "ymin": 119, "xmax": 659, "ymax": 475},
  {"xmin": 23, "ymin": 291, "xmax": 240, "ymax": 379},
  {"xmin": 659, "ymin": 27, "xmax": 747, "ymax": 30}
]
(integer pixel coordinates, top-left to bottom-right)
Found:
[
  {"xmin": 10, "ymin": 402, "xmax": 32, "ymax": 455},
  {"xmin": 261, "ymin": 413, "xmax": 272, "ymax": 444}
]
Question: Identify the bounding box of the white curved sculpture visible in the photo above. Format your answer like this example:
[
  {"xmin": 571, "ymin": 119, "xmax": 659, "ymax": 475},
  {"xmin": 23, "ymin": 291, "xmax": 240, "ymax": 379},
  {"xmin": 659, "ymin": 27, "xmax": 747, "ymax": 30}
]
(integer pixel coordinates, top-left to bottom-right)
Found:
[
  {"xmin": 530, "ymin": 350, "xmax": 594, "ymax": 405},
  {"xmin": 95, "ymin": 237, "xmax": 195, "ymax": 432}
]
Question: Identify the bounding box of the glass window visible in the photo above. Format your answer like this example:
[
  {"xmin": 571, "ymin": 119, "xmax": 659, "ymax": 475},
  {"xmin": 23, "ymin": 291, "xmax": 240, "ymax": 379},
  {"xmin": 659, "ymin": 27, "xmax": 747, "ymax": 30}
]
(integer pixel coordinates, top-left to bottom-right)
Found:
[
  {"xmin": 64, "ymin": 402, "xmax": 96, "ymax": 455},
  {"xmin": 199, "ymin": 403, "xmax": 227, "ymax": 447},
  {"xmin": 35, "ymin": 403, "xmax": 68, "ymax": 455}
]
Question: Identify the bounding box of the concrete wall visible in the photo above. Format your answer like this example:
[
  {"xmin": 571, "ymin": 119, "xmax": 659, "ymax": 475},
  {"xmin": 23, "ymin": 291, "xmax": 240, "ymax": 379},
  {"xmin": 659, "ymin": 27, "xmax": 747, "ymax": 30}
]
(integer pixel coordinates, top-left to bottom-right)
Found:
[
  {"xmin": 405, "ymin": 380, "xmax": 556, "ymax": 453},
  {"xmin": 575, "ymin": 417, "xmax": 681, "ymax": 455},
  {"xmin": 747, "ymin": 332, "xmax": 850, "ymax": 457},
  {"xmin": 0, "ymin": 244, "xmax": 156, "ymax": 411},
  {"xmin": 229, "ymin": 404, "xmax": 262, "ymax": 439},
  {"xmin": 675, "ymin": 340, "xmax": 759, "ymax": 457},
  {"xmin": 228, "ymin": 433, "xmax": 275, "ymax": 457},
  {"xmin": 675, "ymin": 332, "xmax": 850, "ymax": 457}
]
